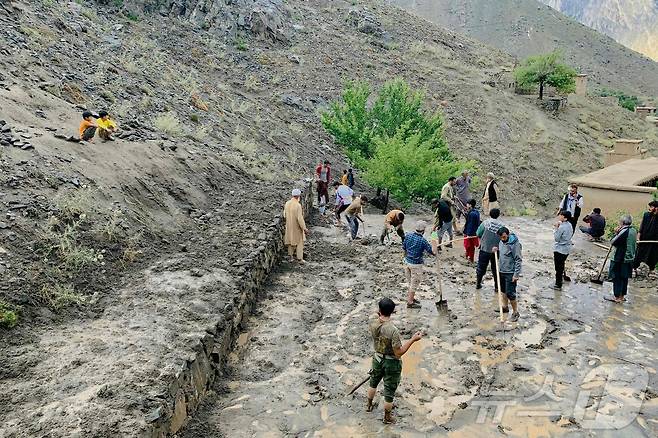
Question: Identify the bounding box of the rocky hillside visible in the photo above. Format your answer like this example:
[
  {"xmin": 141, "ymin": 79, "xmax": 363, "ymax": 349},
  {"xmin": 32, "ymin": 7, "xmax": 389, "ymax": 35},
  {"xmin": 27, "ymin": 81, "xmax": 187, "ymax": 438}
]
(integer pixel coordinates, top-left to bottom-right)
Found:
[
  {"xmin": 1, "ymin": 0, "xmax": 656, "ymax": 323},
  {"xmin": 1, "ymin": 0, "xmax": 658, "ymax": 435},
  {"xmin": 388, "ymin": 0, "xmax": 658, "ymax": 98},
  {"xmin": 541, "ymin": 0, "xmax": 658, "ymax": 61}
]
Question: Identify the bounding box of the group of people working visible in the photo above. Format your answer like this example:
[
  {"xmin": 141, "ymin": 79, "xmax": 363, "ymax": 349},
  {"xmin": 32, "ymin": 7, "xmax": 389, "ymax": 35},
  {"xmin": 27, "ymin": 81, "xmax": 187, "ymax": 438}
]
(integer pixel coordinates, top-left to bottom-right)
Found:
[
  {"xmin": 282, "ymin": 165, "xmax": 658, "ymax": 424},
  {"xmin": 552, "ymin": 184, "xmax": 658, "ymax": 302}
]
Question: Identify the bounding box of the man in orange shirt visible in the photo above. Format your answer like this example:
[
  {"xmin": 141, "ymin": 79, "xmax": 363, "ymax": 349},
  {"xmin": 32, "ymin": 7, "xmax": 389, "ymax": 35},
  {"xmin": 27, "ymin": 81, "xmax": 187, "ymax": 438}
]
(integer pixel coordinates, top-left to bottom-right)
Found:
[
  {"xmin": 380, "ymin": 210, "xmax": 405, "ymax": 244},
  {"xmin": 79, "ymin": 111, "xmax": 97, "ymax": 141}
]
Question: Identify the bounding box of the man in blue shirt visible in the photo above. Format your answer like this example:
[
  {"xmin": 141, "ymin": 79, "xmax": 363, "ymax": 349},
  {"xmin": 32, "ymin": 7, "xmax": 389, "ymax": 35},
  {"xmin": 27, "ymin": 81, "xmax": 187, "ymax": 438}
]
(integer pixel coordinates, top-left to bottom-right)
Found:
[{"xmin": 402, "ymin": 221, "xmax": 435, "ymax": 309}]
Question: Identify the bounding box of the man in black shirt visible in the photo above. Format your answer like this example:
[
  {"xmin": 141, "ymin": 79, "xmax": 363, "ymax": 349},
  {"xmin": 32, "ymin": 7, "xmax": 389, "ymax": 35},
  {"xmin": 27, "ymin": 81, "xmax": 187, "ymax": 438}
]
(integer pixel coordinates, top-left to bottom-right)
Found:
[
  {"xmin": 634, "ymin": 200, "xmax": 658, "ymax": 273},
  {"xmin": 579, "ymin": 208, "xmax": 606, "ymax": 241}
]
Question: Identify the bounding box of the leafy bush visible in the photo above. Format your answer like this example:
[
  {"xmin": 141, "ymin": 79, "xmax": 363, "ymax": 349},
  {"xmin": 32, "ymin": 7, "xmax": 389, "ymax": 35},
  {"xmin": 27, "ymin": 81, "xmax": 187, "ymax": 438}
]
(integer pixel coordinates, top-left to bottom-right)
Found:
[
  {"xmin": 322, "ymin": 78, "xmax": 471, "ymax": 204},
  {"xmin": 605, "ymin": 211, "xmax": 642, "ymax": 239},
  {"xmin": 235, "ymin": 37, "xmax": 248, "ymax": 51},
  {"xmin": 514, "ymin": 51, "xmax": 576, "ymax": 99},
  {"xmin": 0, "ymin": 300, "xmax": 19, "ymax": 328},
  {"xmin": 40, "ymin": 284, "xmax": 85, "ymax": 311},
  {"xmin": 364, "ymin": 128, "xmax": 472, "ymax": 207},
  {"xmin": 321, "ymin": 80, "xmax": 374, "ymax": 164},
  {"xmin": 597, "ymin": 89, "xmax": 643, "ymax": 112},
  {"xmin": 56, "ymin": 189, "xmax": 92, "ymax": 224}
]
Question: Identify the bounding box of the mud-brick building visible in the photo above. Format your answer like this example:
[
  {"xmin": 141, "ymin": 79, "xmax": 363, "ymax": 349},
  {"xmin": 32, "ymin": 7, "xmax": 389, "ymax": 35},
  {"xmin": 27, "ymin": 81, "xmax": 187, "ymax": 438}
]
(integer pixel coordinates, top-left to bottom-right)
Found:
[
  {"xmin": 574, "ymin": 74, "xmax": 588, "ymax": 96},
  {"xmin": 635, "ymin": 106, "xmax": 656, "ymax": 118},
  {"xmin": 604, "ymin": 139, "xmax": 649, "ymax": 167},
  {"xmin": 570, "ymin": 157, "xmax": 658, "ymax": 216}
]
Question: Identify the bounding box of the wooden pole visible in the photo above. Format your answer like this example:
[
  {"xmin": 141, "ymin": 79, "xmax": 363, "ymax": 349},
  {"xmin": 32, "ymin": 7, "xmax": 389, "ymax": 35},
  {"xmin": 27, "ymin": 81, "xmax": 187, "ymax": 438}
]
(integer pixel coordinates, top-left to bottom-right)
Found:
[
  {"xmin": 594, "ymin": 240, "xmax": 658, "ymax": 251},
  {"xmin": 436, "ymin": 235, "xmax": 478, "ymax": 248},
  {"xmin": 494, "ymin": 252, "xmax": 504, "ymax": 323},
  {"xmin": 493, "ymin": 250, "xmax": 504, "ymax": 324}
]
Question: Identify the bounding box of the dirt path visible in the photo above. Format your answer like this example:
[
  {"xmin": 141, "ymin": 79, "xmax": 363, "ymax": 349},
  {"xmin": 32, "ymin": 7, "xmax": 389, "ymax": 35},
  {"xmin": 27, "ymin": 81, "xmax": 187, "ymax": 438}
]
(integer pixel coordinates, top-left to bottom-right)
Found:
[{"xmin": 181, "ymin": 213, "xmax": 658, "ymax": 437}]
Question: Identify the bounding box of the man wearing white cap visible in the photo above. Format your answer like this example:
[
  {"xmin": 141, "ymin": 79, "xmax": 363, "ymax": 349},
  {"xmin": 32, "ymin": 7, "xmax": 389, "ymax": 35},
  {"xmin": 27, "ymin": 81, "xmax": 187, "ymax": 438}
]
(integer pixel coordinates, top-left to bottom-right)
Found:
[
  {"xmin": 402, "ymin": 220, "xmax": 435, "ymax": 308},
  {"xmin": 284, "ymin": 188, "xmax": 309, "ymax": 263}
]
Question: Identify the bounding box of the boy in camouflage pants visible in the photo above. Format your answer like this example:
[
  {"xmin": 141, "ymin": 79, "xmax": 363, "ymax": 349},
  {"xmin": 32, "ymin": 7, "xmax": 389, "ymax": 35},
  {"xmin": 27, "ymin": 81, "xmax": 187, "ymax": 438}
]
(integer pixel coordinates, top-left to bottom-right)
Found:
[{"xmin": 366, "ymin": 298, "xmax": 423, "ymax": 424}]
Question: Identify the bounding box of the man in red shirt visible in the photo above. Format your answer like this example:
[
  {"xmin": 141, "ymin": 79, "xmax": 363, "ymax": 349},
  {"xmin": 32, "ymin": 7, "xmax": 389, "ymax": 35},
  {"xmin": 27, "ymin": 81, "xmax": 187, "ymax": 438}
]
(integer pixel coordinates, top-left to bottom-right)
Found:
[{"xmin": 315, "ymin": 160, "xmax": 331, "ymax": 207}]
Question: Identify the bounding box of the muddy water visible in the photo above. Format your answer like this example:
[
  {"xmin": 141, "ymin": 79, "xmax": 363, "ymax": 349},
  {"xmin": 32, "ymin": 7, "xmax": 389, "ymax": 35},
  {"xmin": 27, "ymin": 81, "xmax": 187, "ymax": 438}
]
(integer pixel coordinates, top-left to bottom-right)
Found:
[{"xmin": 181, "ymin": 213, "xmax": 657, "ymax": 437}]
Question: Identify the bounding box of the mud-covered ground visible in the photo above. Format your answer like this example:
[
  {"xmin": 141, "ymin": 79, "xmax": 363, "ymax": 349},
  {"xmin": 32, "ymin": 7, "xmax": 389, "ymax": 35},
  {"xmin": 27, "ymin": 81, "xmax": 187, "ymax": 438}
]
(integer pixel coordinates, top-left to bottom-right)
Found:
[{"xmin": 182, "ymin": 212, "xmax": 657, "ymax": 437}]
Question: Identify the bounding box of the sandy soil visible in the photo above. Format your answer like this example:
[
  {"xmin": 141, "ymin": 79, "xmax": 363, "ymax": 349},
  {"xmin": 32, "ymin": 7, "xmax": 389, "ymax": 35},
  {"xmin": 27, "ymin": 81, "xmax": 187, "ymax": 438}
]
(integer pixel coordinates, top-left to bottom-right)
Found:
[{"xmin": 181, "ymin": 211, "xmax": 657, "ymax": 437}]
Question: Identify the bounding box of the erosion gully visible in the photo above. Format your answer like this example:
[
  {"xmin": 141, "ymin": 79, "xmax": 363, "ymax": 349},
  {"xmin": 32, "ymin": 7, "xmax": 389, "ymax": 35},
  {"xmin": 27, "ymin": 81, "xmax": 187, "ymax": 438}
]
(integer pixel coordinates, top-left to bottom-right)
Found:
[{"xmin": 179, "ymin": 213, "xmax": 657, "ymax": 438}]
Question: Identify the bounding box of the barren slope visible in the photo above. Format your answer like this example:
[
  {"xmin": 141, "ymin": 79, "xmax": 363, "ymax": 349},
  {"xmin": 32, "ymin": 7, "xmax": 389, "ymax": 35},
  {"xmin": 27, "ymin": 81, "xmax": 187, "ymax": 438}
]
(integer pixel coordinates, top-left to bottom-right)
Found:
[{"xmin": 388, "ymin": 0, "xmax": 658, "ymax": 98}]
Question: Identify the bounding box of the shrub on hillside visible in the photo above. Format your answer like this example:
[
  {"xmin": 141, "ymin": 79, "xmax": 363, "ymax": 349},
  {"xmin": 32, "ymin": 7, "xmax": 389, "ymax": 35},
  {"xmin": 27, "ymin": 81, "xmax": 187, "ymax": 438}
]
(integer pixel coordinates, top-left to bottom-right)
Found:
[
  {"xmin": 154, "ymin": 113, "xmax": 182, "ymax": 136},
  {"xmin": 0, "ymin": 300, "xmax": 18, "ymax": 329},
  {"xmin": 597, "ymin": 89, "xmax": 643, "ymax": 112}
]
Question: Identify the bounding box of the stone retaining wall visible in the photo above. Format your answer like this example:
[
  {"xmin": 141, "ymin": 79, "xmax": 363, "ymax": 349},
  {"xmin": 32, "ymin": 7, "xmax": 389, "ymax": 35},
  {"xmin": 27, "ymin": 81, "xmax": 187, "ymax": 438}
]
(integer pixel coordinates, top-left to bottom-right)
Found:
[{"xmin": 148, "ymin": 181, "xmax": 313, "ymax": 437}]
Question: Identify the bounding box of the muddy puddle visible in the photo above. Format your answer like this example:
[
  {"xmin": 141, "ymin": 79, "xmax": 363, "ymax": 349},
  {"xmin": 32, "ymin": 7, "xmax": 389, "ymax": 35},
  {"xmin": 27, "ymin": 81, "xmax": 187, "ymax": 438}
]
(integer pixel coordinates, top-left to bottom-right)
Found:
[{"xmin": 181, "ymin": 213, "xmax": 657, "ymax": 437}]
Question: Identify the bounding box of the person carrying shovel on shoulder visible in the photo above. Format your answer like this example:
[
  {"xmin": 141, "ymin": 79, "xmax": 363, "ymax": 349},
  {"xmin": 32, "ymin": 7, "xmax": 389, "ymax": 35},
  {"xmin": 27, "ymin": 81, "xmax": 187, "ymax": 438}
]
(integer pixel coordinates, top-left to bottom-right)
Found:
[
  {"xmin": 366, "ymin": 297, "xmax": 423, "ymax": 424},
  {"xmin": 492, "ymin": 227, "xmax": 522, "ymax": 322}
]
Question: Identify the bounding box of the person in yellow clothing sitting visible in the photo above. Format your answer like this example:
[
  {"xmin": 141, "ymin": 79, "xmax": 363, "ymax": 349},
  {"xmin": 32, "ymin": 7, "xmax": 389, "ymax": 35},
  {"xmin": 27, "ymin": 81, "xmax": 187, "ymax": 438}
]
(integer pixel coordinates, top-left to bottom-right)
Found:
[{"xmin": 96, "ymin": 110, "xmax": 118, "ymax": 141}]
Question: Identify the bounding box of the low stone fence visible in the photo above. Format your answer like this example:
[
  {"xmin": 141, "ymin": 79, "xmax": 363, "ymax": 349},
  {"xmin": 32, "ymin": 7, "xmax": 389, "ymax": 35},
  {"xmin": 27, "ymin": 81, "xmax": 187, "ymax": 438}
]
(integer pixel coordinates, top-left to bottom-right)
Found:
[{"xmin": 148, "ymin": 181, "xmax": 313, "ymax": 436}]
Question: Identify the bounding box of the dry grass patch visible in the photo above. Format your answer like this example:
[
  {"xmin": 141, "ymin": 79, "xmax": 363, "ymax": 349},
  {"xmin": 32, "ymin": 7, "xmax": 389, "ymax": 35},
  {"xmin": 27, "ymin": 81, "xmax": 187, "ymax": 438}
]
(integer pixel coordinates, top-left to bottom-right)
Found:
[{"xmin": 154, "ymin": 113, "xmax": 182, "ymax": 136}]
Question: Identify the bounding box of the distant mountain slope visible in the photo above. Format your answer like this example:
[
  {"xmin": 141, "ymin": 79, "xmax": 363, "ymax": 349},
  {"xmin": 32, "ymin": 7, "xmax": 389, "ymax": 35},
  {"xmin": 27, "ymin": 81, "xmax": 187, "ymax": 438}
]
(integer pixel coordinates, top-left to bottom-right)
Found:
[
  {"xmin": 541, "ymin": 0, "xmax": 658, "ymax": 61},
  {"xmin": 387, "ymin": 0, "xmax": 658, "ymax": 98}
]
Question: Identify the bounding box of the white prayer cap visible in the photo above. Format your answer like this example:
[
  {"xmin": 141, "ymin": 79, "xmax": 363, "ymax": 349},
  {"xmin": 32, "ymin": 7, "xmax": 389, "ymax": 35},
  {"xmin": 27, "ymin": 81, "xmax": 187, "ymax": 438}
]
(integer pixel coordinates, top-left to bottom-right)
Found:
[
  {"xmin": 292, "ymin": 188, "xmax": 301, "ymax": 197},
  {"xmin": 415, "ymin": 220, "xmax": 428, "ymax": 231}
]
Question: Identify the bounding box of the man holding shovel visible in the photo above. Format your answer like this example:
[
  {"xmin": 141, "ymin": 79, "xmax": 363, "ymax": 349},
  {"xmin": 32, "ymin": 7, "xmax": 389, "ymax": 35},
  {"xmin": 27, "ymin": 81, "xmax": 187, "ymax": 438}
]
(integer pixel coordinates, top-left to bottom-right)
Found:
[
  {"xmin": 475, "ymin": 208, "xmax": 504, "ymax": 291},
  {"xmin": 493, "ymin": 227, "xmax": 522, "ymax": 322},
  {"xmin": 366, "ymin": 297, "xmax": 423, "ymax": 424}
]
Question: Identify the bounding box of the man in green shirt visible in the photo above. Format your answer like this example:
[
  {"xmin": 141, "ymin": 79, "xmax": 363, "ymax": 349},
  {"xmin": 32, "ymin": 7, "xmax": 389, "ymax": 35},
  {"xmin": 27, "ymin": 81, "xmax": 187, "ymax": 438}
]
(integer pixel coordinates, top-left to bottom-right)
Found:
[{"xmin": 366, "ymin": 298, "xmax": 423, "ymax": 424}]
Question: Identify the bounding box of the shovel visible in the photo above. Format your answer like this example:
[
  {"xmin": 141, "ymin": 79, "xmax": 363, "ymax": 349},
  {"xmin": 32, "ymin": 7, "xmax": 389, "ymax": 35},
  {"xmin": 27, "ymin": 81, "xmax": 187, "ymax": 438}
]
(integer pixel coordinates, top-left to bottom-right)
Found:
[
  {"xmin": 591, "ymin": 244, "xmax": 613, "ymax": 285},
  {"xmin": 346, "ymin": 372, "xmax": 371, "ymax": 396},
  {"xmin": 435, "ymin": 255, "xmax": 447, "ymax": 306},
  {"xmin": 493, "ymin": 251, "xmax": 506, "ymax": 330}
]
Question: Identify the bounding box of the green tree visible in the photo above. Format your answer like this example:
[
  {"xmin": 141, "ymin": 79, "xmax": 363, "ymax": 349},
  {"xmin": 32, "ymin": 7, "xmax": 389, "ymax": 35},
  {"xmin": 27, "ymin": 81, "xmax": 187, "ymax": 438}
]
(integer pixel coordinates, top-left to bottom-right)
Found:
[
  {"xmin": 322, "ymin": 78, "xmax": 473, "ymax": 205},
  {"xmin": 598, "ymin": 89, "xmax": 643, "ymax": 112},
  {"xmin": 370, "ymin": 79, "xmax": 446, "ymax": 149},
  {"xmin": 514, "ymin": 51, "xmax": 577, "ymax": 100},
  {"xmin": 363, "ymin": 127, "xmax": 472, "ymax": 207},
  {"xmin": 320, "ymin": 81, "xmax": 374, "ymax": 164}
]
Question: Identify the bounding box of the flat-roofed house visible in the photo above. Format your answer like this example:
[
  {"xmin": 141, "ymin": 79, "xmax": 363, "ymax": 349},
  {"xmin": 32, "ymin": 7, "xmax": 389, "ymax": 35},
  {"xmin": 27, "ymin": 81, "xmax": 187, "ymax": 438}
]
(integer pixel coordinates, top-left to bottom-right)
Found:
[{"xmin": 570, "ymin": 158, "xmax": 658, "ymax": 216}]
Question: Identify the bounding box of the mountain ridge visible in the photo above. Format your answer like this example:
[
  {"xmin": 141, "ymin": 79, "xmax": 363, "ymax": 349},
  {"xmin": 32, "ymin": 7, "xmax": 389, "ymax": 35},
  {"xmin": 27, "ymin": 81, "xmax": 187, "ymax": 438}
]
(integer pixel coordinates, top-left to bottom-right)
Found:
[
  {"xmin": 541, "ymin": 0, "xmax": 658, "ymax": 61},
  {"xmin": 388, "ymin": 0, "xmax": 658, "ymax": 99}
]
